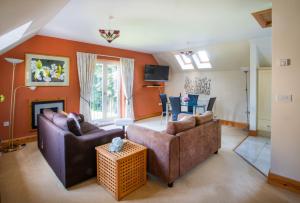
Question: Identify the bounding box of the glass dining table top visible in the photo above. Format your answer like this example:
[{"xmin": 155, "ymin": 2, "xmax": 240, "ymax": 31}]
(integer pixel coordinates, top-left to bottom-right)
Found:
[{"xmin": 163, "ymin": 102, "xmax": 206, "ymax": 108}]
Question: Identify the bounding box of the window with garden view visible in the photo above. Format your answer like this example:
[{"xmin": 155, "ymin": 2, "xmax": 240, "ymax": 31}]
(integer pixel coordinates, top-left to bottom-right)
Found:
[{"xmin": 90, "ymin": 61, "xmax": 120, "ymax": 121}]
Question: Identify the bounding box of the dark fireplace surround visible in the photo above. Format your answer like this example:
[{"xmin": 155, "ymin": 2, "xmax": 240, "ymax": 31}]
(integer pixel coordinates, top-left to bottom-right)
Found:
[{"xmin": 31, "ymin": 99, "xmax": 65, "ymax": 129}]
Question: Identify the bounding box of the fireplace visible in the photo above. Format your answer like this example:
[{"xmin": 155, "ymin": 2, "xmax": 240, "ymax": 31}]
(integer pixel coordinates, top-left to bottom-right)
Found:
[{"xmin": 31, "ymin": 99, "xmax": 65, "ymax": 129}]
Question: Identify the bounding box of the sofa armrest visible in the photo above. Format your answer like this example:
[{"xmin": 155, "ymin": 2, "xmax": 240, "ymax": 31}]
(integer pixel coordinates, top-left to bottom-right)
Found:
[
  {"xmin": 63, "ymin": 128, "xmax": 124, "ymax": 187},
  {"xmin": 127, "ymin": 125, "xmax": 179, "ymax": 184},
  {"xmin": 67, "ymin": 128, "xmax": 124, "ymax": 154}
]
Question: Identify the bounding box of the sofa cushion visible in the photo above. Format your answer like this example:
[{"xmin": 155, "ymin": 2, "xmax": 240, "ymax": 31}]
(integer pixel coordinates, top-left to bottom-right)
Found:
[
  {"xmin": 80, "ymin": 122, "xmax": 101, "ymax": 134},
  {"xmin": 166, "ymin": 116, "xmax": 196, "ymax": 135},
  {"xmin": 68, "ymin": 112, "xmax": 84, "ymax": 123},
  {"xmin": 194, "ymin": 111, "xmax": 213, "ymax": 125},
  {"xmin": 67, "ymin": 113, "xmax": 81, "ymax": 128},
  {"xmin": 53, "ymin": 113, "xmax": 68, "ymax": 131},
  {"xmin": 67, "ymin": 118, "xmax": 82, "ymax": 136},
  {"xmin": 43, "ymin": 109, "xmax": 55, "ymax": 122}
]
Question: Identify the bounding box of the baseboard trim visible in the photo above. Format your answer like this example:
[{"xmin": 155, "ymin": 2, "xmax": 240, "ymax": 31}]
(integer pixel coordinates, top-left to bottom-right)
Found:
[
  {"xmin": 135, "ymin": 112, "xmax": 161, "ymax": 121},
  {"xmin": 248, "ymin": 130, "xmax": 257, "ymax": 136},
  {"xmin": 219, "ymin": 120, "xmax": 248, "ymax": 129},
  {"xmin": 0, "ymin": 134, "xmax": 37, "ymax": 148},
  {"xmin": 268, "ymin": 171, "xmax": 300, "ymax": 194}
]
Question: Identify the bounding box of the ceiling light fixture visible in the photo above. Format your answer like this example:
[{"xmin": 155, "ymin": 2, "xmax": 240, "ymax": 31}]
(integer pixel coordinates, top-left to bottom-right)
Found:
[
  {"xmin": 99, "ymin": 16, "xmax": 120, "ymax": 43},
  {"xmin": 180, "ymin": 51, "xmax": 193, "ymax": 56}
]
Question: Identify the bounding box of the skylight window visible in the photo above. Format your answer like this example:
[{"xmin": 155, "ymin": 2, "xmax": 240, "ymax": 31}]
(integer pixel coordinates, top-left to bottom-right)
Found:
[
  {"xmin": 0, "ymin": 21, "xmax": 32, "ymax": 52},
  {"xmin": 192, "ymin": 50, "xmax": 212, "ymax": 69},
  {"xmin": 197, "ymin": 51, "xmax": 210, "ymax": 62},
  {"xmin": 181, "ymin": 54, "xmax": 192, "ymax": 64},
  {"xmin": 175, "ymin": 54, "xmax": 194, "ymax": 70}
]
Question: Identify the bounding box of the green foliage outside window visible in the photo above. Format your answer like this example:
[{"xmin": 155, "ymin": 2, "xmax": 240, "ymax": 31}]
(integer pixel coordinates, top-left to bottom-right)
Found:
[{"xmin": 91, "ymin": 63, "xmax": 119, "ymax": 116}]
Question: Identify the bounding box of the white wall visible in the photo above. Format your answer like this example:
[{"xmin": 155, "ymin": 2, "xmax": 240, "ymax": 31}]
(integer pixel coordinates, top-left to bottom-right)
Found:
[
  {"xmin": 166, "ymin": 70, "xmax": 248, "ymax": 123},
  {"xmin": 271, "ymin": 0, "xmax": 300, "ymax": 181}
]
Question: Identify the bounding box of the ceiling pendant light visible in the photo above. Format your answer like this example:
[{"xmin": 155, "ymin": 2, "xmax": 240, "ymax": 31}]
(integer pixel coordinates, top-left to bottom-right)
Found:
[
  {"xmin": 180, "ymin": 51, "xmax": 193, "ymax": 56},
  {"xmin": 180, "ymin": 42, "xmax": 194, "ymax": 57},
  {"xmin": 99, "ymin": 16, "xmax": 120, "ymax": 43}
]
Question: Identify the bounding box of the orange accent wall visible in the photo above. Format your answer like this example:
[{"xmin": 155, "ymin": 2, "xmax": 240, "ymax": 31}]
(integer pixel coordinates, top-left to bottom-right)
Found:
[{"xmin": 0, "ymin": 35, "xmax": 163, "ymax": 140}]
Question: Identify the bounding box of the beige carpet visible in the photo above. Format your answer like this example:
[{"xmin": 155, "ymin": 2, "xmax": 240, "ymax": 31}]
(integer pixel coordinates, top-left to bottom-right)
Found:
[{"xmin": 1, "ymin": 119, "xmax": 300, "ymax": 203}]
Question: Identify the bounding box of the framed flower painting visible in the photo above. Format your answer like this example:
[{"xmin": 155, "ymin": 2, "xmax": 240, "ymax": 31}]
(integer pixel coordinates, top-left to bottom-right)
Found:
[{"xmin": 25, "ymin": 54, "xmax": 69, "ymax": 86}]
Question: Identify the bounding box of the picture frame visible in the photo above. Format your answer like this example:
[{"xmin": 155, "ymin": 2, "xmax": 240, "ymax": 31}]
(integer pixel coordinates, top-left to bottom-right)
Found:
[{"xmin": 25, "ymin": 54, "xmax": 69, "ymax": 86}]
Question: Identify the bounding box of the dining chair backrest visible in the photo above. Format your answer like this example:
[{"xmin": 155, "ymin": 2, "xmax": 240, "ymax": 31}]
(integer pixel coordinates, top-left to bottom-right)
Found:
[
  {"xmin": 207, "ymin": 97, "xmax": 216, "ymax": 111},
  {"xmin": 187, "ymin": 94, "xmax": 199, "ymax": 113},
  {"xmin": 169, "ymin": 96, "xmax": 181, "ymax": 121},
  {"xmin": 159, "ymin": 94, "xmax": 168, "ymax": 114}
]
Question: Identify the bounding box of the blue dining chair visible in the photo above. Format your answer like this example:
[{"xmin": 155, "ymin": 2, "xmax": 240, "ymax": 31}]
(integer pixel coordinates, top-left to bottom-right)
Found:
[
  {"xmin": 187, "ymin": 94, "xmax": 199, "ymax": 114},
  {"xmin": 169, "ymin": 96, "xmax": 181, "ymax": 121},
  {"xmin": 159, "ymin": 94, "xmax": 168, "ymax": 122}
]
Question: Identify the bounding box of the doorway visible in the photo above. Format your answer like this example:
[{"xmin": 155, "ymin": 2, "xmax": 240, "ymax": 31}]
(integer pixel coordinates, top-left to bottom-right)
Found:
[
  {"xmin": 235, "ymin": 67, "xmax": 272, "ymax": 176},
  {"xmin": 90, "ymin": 60, "xmax": 121, "ymax": 121},
  {"xmin": 257, "ymin": 68, "xmax": 272, "ymax": 136}
]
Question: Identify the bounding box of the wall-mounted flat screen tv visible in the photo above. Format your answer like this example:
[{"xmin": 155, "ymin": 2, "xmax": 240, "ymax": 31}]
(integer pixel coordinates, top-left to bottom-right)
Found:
[{"xmin": 144, "ymin": 65, "xmax": 169, "ymax": 82}]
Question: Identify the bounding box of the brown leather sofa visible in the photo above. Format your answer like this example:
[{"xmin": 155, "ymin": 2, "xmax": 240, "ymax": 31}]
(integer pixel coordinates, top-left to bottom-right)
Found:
[
  {"xmin": 37, "ymin": 110, "xmax": 124, "ymax": 188},
  {"xmin": 127, "ymin": 112, "xmax": 221, "ymax": 187}
]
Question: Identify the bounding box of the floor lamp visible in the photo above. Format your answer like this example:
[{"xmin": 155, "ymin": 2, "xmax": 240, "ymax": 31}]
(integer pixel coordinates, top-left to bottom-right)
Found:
[
  {"xmin": 3, "ymin": 58, "xmax": 37, "ymax": 153},
  {"xmin": 240, "ymin": 67, "xmax": 250, "ymax": 130}
]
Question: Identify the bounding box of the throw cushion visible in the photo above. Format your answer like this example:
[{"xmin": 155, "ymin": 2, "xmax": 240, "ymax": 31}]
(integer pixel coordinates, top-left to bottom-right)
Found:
[
  {"xmin": 43, "ymin": 109, "xmax": 55, "ymax": 122},
  {"xmin": 67, "ymin": 113, "xmax": 82, "ymax": 128},
  {"xmin": 53, "ymin": 113, "xmax": 68, "ymax": 131},
  {"xmin": 166, "ymin": 116, "xmax": 196, "ymax": 135},
  {"xmin": 78, "ymin": 114, "xmax": 84, "ymax": 122},
  {"xmin": 67, "ymin": 118, "xmax": 82, "ymax": 136},
  {"xmin": 194, "ymin": 111, "xmax": 213, "ymax": 125}
]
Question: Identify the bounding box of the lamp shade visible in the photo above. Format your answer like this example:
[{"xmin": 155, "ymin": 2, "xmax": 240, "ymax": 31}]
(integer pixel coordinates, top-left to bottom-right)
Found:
[{"xmin": 5, "ymin": 58, "xmax": 24, "ymax": 64}]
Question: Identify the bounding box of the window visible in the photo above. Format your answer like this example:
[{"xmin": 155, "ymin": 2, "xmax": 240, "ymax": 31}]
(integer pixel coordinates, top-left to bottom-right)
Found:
[
  {"xmin": 90, "ymin": 60, "xmax": 120, "ymax": 121},
  {"xmin": 192, "ymin": 50, "xmax": 212, "ymax": 69},
  {"xmin": 0, "ymin": 21, "xmax": 32, "ymax": 51},
  {"xmin": 174, "ymin": 50, "xmax": 212, "ymax": 70},
  {"xmin": 175, "ymin": 54, "xmax": 194, "ymax": 70}
]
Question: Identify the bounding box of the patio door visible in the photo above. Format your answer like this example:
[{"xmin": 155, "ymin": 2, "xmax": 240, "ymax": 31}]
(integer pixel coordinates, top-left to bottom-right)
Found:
[{"xmin": 91, "ymin": 60, "xmax": 120, "ymax": 121}]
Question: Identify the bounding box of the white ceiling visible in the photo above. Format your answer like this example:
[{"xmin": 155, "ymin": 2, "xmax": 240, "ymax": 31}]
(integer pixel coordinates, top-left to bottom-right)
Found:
[
  {"xmin": 154, "ymin": 40, "xmax": 251, "ymax": 72},
  {"xmin": 0, "ymin": 0, "xmax": 69, "ymax": 54},
  {"xmin": 39, "ymin": 0, "xmax": 272, "ymax": 53}
]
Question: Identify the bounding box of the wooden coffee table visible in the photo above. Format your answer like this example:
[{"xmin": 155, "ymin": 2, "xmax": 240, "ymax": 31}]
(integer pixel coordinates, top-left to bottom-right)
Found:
[{"xmin": 95, "ymin": 139, "xmax": 147, "ymax": 201}]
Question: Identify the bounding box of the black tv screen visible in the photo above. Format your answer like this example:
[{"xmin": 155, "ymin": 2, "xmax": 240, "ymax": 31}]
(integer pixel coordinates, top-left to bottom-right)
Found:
[{"xmin": 144, "ymin": 65, "xmax": 169, "ymax": 82}]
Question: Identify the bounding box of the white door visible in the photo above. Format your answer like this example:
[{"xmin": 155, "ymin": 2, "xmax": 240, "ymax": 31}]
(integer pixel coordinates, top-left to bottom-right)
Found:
[
  {"xmin": 257, "ymin": 68, "xmax": 272, "ymax": 136},
  {"xmin": 91, "ymin": 60, "xmax": 120, "ymax": 121}
]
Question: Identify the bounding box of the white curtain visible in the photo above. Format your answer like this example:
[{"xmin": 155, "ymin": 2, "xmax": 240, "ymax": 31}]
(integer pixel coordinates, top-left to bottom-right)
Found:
[
  {"xmin": 76, "ymin": 52, "xmax": 97, "ymax": 121},
  {"xmin": 120, "ymin": 58, "xmax": 135, "ymax": 119}
]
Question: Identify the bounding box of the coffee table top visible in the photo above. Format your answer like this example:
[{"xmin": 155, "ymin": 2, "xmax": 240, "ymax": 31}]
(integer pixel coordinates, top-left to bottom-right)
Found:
[{"xmin": 95, "ymin": 139, "xmax": 146, "ymax": 161}]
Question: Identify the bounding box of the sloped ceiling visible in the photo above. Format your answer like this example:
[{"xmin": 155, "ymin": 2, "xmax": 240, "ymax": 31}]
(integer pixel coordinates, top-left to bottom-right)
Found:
[
  {"xmin": 0, "ymin": 0, "xmax": 69, "ymax": 54},
  {"xmin": 39, "ymin": 0, "xmax": 272, "ymax": 53},
  {"xmin": 255, "ymin": 37, "xmax": 272, "ymax": 67},
  {"xmin": 153, "ymin": 40, "xmax": 251, "ymax": 72}
]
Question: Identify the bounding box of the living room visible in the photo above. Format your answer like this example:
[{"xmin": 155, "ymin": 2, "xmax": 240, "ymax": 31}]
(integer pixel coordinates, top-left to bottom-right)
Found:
[{"xmin": 0, "ymin": 0, "xmax": 300, "ymax": 202}]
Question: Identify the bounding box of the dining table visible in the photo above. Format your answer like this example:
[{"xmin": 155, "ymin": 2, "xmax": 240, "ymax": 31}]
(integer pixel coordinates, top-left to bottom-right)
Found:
[{"xmin": 164, "ymin": 102, "xmax": 207, "ymax": 122}]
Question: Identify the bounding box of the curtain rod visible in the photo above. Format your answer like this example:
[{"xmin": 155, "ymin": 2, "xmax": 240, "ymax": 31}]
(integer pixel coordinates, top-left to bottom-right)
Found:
[
  {"xmin": 97, "ymin": 54, "xmax": 122, "ymax": 59},
  {"xmin": 97, "ymin": 54, "xmax": 134, "ymax": 60},
  {"xmin": 78, "ymin": 52, "xmax": 133, "ymax": 60}
]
